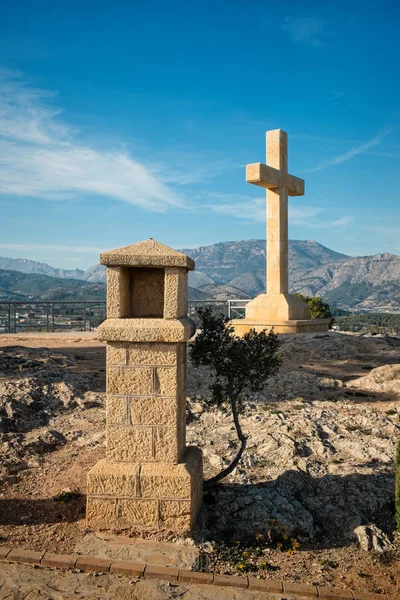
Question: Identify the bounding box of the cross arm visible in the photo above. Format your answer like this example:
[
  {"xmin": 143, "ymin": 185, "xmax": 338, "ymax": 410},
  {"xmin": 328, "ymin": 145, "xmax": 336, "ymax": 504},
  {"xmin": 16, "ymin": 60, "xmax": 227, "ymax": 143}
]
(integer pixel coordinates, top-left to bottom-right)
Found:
[{"xmin": 246, "ymin": 163, "xmax": 305, "ymax": 197}]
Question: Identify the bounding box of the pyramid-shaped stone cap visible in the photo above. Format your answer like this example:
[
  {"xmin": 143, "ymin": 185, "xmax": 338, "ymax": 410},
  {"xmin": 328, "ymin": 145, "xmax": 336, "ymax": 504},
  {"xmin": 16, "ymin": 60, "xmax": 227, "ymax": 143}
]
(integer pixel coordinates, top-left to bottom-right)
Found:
[{"xmin": 100, "ymin": 238, "xmax": 195, "ymax": 270}]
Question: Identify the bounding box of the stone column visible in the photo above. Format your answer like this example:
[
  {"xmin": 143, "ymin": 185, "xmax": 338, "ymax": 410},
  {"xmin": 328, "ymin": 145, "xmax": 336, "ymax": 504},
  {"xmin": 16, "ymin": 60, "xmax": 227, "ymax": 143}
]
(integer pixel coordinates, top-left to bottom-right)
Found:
[
  {"xmin": 266, "ymin": 129, "xmax": 289, "ymax": 295},
  {"xmin": 86, "ymin": 239, "xmax": 202, "ymax": 533}
]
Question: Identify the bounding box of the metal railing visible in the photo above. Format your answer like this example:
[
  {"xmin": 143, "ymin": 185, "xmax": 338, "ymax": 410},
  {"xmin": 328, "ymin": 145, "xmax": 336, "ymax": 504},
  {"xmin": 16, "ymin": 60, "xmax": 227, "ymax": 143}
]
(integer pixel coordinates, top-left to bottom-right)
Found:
[
  {"xmin": 227, "ymin": 299, "xmax": 251, "ymax": 319},
  {"xmin": 0, "ymin": 301, "xmax": 107, "ymax": 334},
  {"xmin": 188, "ymin": 299, "xmax": 248, "ymax": 320},
  {"xmin": 0, "ymin": 299, "xmax": 250, "ymax": 334}
]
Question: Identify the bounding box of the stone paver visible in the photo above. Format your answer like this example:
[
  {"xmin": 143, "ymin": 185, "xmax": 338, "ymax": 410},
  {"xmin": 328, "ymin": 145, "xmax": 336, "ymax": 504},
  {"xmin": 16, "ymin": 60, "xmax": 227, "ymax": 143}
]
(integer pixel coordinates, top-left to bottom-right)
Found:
[
  {"xmin": 74, "ymin": 532, "xmax": 200, "ymax": 569},
  {"xmin": 0, "ymin": 562, "xmax": 301, "ymax": 599}
]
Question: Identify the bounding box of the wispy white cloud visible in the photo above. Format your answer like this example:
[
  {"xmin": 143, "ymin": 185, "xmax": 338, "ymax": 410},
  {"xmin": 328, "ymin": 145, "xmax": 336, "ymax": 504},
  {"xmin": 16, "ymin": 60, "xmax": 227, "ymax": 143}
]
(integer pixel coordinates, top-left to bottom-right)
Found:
[
  {"xmin": 208, "ymin": 195, "xmax": 323, "ymax": 224},
  {"xmin": 207, "ymin": 193, "xmax": 355, "ymax": 232},
  {"xmin": 309, "ymin": 126, "xmax": 393, "ymax": 172},
  {"xmin": 331, "ymin": 216, "xmax": 352, "ymax": 227},
  {"xmin": 210, "ymin": 196, "xmax": 265, "ymax": 222},
  {"xmin": 152, "ymin": 156, "xmax": 239, "ymax": 186},
  {"xmin": 0, "ymin": 243, "xmax": 102, "ymax": 253},
  {"xmin": 0, "ymin": 69, "xmax": 183, "ymax": 211},
  {"xmin": 281, "ymin": 16, "xmax": 329, "ymax": 48}
]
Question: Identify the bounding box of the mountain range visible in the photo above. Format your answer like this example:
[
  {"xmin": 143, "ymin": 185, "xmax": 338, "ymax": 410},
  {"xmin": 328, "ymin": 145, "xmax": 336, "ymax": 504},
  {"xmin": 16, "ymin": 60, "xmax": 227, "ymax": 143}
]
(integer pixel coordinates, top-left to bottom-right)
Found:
[
  {"xmin": 0, "ymin": 257, "xmax": 86, "ymax": 280},
  {"xmin": 0, "ymin": 269, "xmax": 105, "ymax": 302},
  {"xmin": 0, "ymin": 239, "xmax": 399, "ymax": 311}
]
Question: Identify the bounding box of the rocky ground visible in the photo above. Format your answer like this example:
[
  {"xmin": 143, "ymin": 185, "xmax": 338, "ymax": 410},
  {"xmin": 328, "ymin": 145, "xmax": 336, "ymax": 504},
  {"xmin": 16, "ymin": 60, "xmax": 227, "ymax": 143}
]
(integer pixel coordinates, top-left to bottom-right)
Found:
[{"xmin": 0, "ymin": 332, "xmax": 399, "ymax": 598}]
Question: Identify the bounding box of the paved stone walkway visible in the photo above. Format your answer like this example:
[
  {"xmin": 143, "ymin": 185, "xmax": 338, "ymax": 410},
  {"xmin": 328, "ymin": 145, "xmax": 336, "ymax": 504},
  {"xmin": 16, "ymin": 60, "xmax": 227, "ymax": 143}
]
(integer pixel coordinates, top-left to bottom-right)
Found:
[
  {"xmin": 74, "ymin": 533, "xmax": 201, "ymax": 569},
  {"xmin": 0, "ymin": 563, "xmax": 300, "ymax": 599}
]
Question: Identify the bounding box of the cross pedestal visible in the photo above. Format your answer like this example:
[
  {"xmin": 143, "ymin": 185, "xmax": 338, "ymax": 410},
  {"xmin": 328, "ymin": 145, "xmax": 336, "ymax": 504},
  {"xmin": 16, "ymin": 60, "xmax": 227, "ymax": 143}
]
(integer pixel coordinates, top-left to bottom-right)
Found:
[{"xmin": 232, "ymin": 130, "xmax": 330, "ymax": 335}]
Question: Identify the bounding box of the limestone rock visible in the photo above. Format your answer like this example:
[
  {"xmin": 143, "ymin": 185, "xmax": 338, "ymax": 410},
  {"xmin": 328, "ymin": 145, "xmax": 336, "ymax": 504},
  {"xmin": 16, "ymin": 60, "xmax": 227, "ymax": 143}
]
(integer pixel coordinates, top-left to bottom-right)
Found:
[
  {"xmin": 354, "ymin": 524, "xmax": 392, "ymax": 553},
  {"xmin": 0, "ymin": 346, "xmax": 104, "ymax": 480},
  {"xmin": 186, "ymin": 333, "xmax": 400, "ymax": 547},
  {"xmin": 347, "ymin": 364, "xmax": 400, "ymax": 396}
]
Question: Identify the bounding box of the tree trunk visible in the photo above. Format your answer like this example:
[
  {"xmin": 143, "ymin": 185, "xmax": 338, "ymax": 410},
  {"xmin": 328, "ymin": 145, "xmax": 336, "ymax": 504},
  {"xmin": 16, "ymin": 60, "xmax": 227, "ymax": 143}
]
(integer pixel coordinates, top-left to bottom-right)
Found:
[{"xmin": 205, "ymin": 393, "xmax": 247, "ymax": 486}]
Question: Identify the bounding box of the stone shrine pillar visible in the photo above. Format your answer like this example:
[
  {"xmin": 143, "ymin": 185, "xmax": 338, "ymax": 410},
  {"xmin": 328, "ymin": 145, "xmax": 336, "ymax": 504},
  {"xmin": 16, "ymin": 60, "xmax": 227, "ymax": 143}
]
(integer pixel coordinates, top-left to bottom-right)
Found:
[{"xmin": 86, "ymin": 239, "xmax": 202, "ymax": 533}]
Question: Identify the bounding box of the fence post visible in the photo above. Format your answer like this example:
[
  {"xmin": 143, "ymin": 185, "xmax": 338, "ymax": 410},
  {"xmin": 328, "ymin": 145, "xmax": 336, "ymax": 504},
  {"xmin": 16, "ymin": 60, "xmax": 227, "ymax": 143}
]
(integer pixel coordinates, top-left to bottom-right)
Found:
[
  {"xmin": 8, "ymin": 304, "xmax": 11, "ymax": 334},
  {"xmin": 51, "ymin": 304, "xmax": 55, "ymax": 332},
  {"xmin": 83, "ymin": 302, "xmax": 86, "ymax": 332},
  {"xmin": 228, "ymin": 300, "xmax": 231, "ymax": 319},
  {"xmin": 88, "ymin": 303, "xmax": 92, "ymax": 331},
  {"xmin": 46, "ymin": 303, "xmax": 49, "ymax": 332},
  {"xmin": 13, "ymin": 304, "xmax": 17, "ymax": 333}
]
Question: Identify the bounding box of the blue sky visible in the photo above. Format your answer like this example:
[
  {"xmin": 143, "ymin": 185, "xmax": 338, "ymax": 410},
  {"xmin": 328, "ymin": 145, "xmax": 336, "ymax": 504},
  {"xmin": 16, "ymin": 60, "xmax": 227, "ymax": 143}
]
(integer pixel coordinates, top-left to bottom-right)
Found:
[{"xmin": 0, "ymin": 0, "xmax": 399, "ymax": 269}]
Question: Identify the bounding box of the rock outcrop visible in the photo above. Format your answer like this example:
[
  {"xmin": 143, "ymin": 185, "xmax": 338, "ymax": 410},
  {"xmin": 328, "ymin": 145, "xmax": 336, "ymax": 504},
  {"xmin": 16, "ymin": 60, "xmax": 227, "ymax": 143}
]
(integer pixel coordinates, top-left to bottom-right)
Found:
[
  {"xmin": 0, "ymin": 346, "xmax": 103, "ymax": 480},
  {"xmin": 186, "ymin": 333, "xmax": 400, "ymax": 547}
]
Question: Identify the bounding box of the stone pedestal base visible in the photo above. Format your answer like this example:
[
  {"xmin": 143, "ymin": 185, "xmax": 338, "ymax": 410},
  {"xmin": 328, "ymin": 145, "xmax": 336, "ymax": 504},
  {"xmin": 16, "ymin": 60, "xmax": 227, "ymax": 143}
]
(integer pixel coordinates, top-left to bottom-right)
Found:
[
  {"xmin": 231, "ymin": 293, "xmax": 330, "ymax": 335},
  {"xmin": 244, "ymin": 293, "xmax": 310, "ymax": 321},
  {"xmin": 86, "ymin": 446, "xmax": 202, "ymax": 533},
  {"xmin": 231, "ymin": 318, "xmax": 331, "ymax": 335}
]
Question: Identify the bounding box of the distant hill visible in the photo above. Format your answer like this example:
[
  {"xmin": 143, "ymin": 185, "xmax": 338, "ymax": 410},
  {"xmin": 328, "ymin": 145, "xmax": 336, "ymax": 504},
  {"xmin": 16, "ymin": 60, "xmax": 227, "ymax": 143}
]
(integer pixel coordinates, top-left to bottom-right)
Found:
[
  {"xmin": 0, "ymin": 269, "xmax": 204, "ymax": 303},
  {"xmin": 196, "ymin": 284, "xmax": 251, "ymax": 300},
  {"xmin": 76, "ymin": 239, "xmax": 348, "ymax": 292},
  {"xmin": 1, "ymin": 240, "xmax": 399, "ymax": 311},
  {"xmin": 81, "ymin": 263, "xmax": 106, "ymax": 283},
  {"xmin": 1, "ymin": 240, "xmax": 347, "ymax": 294},
  {"xmin": 182, "ymin": 239, "xmax": 348, "ymax": 298},
  {"xmin": 0, "ymin": 269, "xmax": 105, "ymax": 301},
  {"xmin": 291, "ymin": 253, "xmax": 400, "ymax": 311},
  {"xmin": 181, "ymin": 240, "xmax": 347, "ymax": 294},
  {"xmin": 0, "ymin": 257, "xmax": 85, "ymax": 280}
]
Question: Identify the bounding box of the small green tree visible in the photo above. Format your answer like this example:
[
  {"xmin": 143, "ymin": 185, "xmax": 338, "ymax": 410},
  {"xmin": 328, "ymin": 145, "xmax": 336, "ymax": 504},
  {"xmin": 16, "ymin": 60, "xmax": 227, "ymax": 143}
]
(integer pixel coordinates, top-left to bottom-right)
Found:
[
  {"xmin": 190, "ymin": 307, "xmax": 282, "ymax": 485},
  {"xmin": 295, "ymin": 293, "xmax": 333, "ymax": 324},
  {"xmin": 396, "ymin": 440, "xmax": 400, "ymax": 531}
]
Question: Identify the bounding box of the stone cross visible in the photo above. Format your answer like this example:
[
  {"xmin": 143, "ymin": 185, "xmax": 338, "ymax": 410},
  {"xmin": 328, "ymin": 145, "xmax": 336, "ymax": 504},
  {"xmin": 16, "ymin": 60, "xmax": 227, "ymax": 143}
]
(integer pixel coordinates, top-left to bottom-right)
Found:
[
  {"xmin": 231, "ymin": 129, "xmax": 330, "ymax": 334},
  {"xmin": 86, "ymin": 239, "xmax": 203, "ymax": 533},
  {"xmin": 246, "ymin": 129, "xmax": 304, "ymax": 295}
]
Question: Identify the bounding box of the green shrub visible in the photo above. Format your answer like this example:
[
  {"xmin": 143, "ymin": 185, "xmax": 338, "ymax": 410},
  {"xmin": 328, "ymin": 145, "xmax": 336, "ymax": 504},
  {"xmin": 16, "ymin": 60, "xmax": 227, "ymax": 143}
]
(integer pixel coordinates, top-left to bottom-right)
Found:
[
  {"xmin": 295, "ymin": 293, "xmax": 333, "ymax": 325},
  {"xmin": 53, "ymin": 490, "xmax": 82, "ymax": 503},
  {"xmin": 386, "ymin": 408, "xmax": 397, "ymax": 416},
  {"xmin": 263, "ymin": 520, "xmax": 300, "ymax": 554},
  {"xmin": 190, "ymin": 307, "xmax": 282, "ymax": 484}
]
